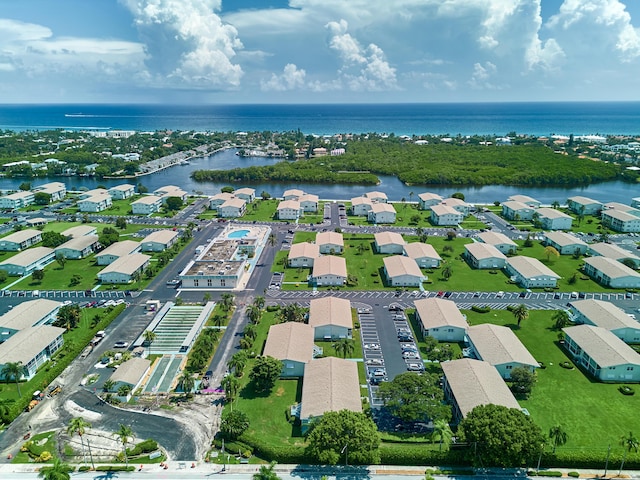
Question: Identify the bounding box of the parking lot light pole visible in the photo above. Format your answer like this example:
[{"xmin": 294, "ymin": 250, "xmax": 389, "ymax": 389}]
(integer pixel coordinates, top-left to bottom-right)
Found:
[{"xmin": 341, "ymin": 443, "xmax": 348, "ymax": 466}]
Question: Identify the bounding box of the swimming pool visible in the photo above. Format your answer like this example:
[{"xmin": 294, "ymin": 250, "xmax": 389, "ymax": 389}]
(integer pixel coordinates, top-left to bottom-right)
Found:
[{"xmin": 227, "ymin": 229, "xmax": 250, "ymax": 239}]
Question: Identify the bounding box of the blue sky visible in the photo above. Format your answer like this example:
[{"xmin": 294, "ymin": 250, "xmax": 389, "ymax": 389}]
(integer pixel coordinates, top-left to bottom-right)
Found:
[{"xmin": 2, "ymin": 0, "xmax": 640, "ymax": 104}]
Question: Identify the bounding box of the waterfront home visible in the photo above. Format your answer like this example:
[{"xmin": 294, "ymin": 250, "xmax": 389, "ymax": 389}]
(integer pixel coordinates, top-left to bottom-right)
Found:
[
  {"xmin": 418, "ymin": 192, "xmax": 443, "ymax": 210},
  {"xmin": 234, "ymin": 187, "xmax": 256, "ymax": 203},
  {"xmin": 299, "ymin": 194, "xmax": 319, "ymax": 213},
  {"xmin": 96, "ymin": 240, "xmax": 141, "ymax": 266},
  {"xmin": 507, "ymin": 195, "xmax": 541, "ymax": 208},
  {"xmin": 0, "ymin": 229, "xmax": 42, "ymax": 251},
  {"xmin": 544, "ymin": 231, "xmax": 588, "ymax": 255},
  {"xmin": 364, "ymin": 191, "xmax": 388, "ymax": 203},
  {"xmin": 466, "ymin": 323, "xmax": 538, "ymax": 379},
  {"xmin": 78, "ymin": 193, "xmax": 112, "ymax": 212},
  {"xmin": 441, "ymin": 197, "xmax": 471, "ymax": 216},
  {"xmin": 535, "ymin": 208, "xmax": 573, "ymax": 230},
  {"xmin": 316, "ymin": 231, "xmax": 344, "ymax": 254},
  {"xmin": 282, "ymin": 189, "xmax": 305, "ymax": 201},
  {"xmin": 602, "ymin": 202, "xmax": 640, "ymax": 214},
  {"xmin": 108, "ymin": 183, "xmax": 135, "ymax": 200},
  {"xmin": 219, "ymin": 198, "xmax": 247, "ymax": 218},
  {"xmin": 107, "ymin": 358, "xmax": 151, "ymax": 400},
  {"xmin": 131, "ymin": 195, "xmax": 163, "ymax": 215},
  {"xmin": 209, "ymin": 192, "xmax": 234, "ymax": 209},
  {"xmin": 632, "ymin": 197, "xmax": 640, "ymax": 209},
  {"xmin": 61, "ymin": 225, "xmax": 97, "ymax": 238},
  {"xmin": 97, "ymin": 253, "xmax": 150, "ymax": 284},
  {"xmin": 567, "ymin": 196, "xmax": 603, "ymax": 215},
  {"xmin": 0, "ymin": 246, "xmax": 55, "ymax": 276},
  {"xmin": 414, "ymin": 298, "xmax": 468, "ymax": 342},
  {"xmin": 430, "ymin": 204, "xmax": 463, "ymax": 226},
  {"xmin": 442, "ymin": 358, "xmax": 520, "ymax": 424},
  {"xmin": 153, "ymin": 185, "xmax": 182, "ymax": 197},
  {"xmin": 0, "ymin": 190, "xmax": 35, "ymax": 210},
  {"xmin": 0, "ymin": 325, "xmax": 65, "ymax": 380},
  {"xmin": 263, "ymin": 322, "xmax": 314, "ymax": 377},
  {"xmin": 464, "ymin": 243, "xmax": 507, "ymax": 269},
  {"xmin": 582, "ymin": 257, "xmax": 640, "ymax": 289},
  {"xmin": 368, "ymin": 203, "xmax": 396, "ymax": 224},
  {"xmin": 140, "ymin": 230, "xmax": 179, "ymax": 252},
  {"xmin": 504, "ymin": 256, "xmax": 560, "ymax": 288},
  {"xmin": 501, "ymin": 201, "xmax": 536, "ymax": 221},
  {"xmin": 562, "ymin": 325, "xmax": 640, "ymax": 383},
  {"xmin": 403, "ymin": 242, "xmax": 441, "ymax": 268},
  {"xmin": 351, "ymin": 196, "xmax": 373, "ymax": 216},
  {"xmin": 54, "ymin": 235, "xmax": 99, "ymax": 259},
  {"xmin": 159, "ymin": 187, "xmax": 188, "ymax": 203},
  {"xmin": 32, "ymin": 182, "xmax": 67, "ymax": 202},
  {"xmin": 588, "ymin": 242, "xmax": 640, "ymax": 268},
  {"xmin": 383, "ymin": 256, "xmax": 423, "ymax": 287},
  {"xmin": 277, "ymin": 200, "xmax": 302, "ymax": 220},
  {"xmin": 374, "ymin": 231, "xmax": 406, "ymax": 254},
  {"xmin": 476, "ymin": 231, "xmax": 517, "ymax": 255},
  {"xmin": 308, "ymin": 297, "xmax": 352, "ymax": 340},
  {"xmin": 569, "ymin": 299, "xmax": 640, "ymax": 344},
  {"xmin": 299, "ymin": 357, "xmax": 361, "ymax": 433},
  {"xmin": 288, "ymin": 242, "xmax": 320, "ymax": 267},
  {"xmin": 311, "ymin": 255, "xmax": 347, "ymax": 286},
  {"xmin": 601, "ymin": 209, "xmax": 640, "ymax": 233},
  {"xmin": 77, "ymin": 188, "xmax": 109, "ymax": 200}
]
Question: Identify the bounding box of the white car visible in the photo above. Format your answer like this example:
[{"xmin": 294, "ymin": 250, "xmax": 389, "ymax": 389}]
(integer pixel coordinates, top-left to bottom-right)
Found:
[
  {"xmin": 366, "ymin": 358, "xmax": 383, "ymax": 366},
  {"xmin": 364, "ymin": 343, "xmax": 380, "ymax": 350},
  {"xmin": 403, "ymin": 351, "xmax": 420, "ymax": 359}
]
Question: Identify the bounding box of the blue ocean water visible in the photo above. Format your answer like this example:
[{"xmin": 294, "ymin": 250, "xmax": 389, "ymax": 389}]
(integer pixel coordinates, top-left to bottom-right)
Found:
[{"xmin": 1, "ymin": 102, "xmax": 640, "ymax": 136}]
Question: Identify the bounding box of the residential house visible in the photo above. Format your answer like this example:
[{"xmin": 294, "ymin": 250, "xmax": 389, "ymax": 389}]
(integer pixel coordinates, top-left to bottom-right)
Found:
[
  {"xmin": 308, "ymin": 297, "xmax": 352, "ymax": 340},
  {"xmin": 351, "ymin": 196, "xmax": 373, "ymax": 216},
  {"xmin": 466, "ymin": 323, "xmax": 538, "ymax": 379},
  {"xmin": 567, "ymin": 196, "xmax": 603, "ymax": 215},
  {"xmin": 299, "ymin": 357, "xmax": 361, "ymax": 433},
  {"xmin": 219, "ymin": 198, "xmax": 247, "ymax": 218},
  {"xmin": 32, "ymin": 182, "xmax": 67, "ymax": 202},
  {"xmin": 61, "ymin": 225, "xmax": 97, "ymax": 238},
  {"xmin": 403, "ymin": 242, "xmax": 442, "ymax": 268},
  {"xmin": 414, "ymin": 298, "xmax": 468, "ymax": 342},
  {"xmin": 430, "ymin": 204, "xmax": 464, "ymax": 226},
  {"xmin": 0, "ymin": 299, "xmax": 62, "ymax": 340},
  {"xmin": 299, "ymin": 194, "xmax": 319, "ymax": 213},
  {"xmin": 418, "ymin": 192, "xmax": 443, "ymax": 210},
  {"xmin": 140, "ymin": 230, "xmax": 179, "ymax": 252},
  {"xmin": 501, "ymin": 201, "xmax": 536, "ymax": 221},
  {"xmin": 54, "ymin": 235, "xmax": 99, "ymax": 259},
  {"xmin": 632, "ymin": 197, "xmax": 640, "ymax": 209},
  {"xmin": 368, "ymin": 203, "xmax": 396, "ymax": 224},
  {"xmin": 506, "ymin": 195, "xmax": 541, "ymax": 208},
  {"xmin": 96, "ymin": 240, "xmax": 141, "ymax": 266},
  {"xmin": 364, "ymin": 191, "xmax": 388, "ymax": 203},
  {"xmin": 601, "ymin": 209, "xmax": 640, "ymax": 233},
  {"xmin": 26, "ymin": 218, "xmax": 48, "ymax": 228},
  {"xmin": 464, "ymin": 243, "xmax": 507, "ymax": 269},
  {"xmin": 441, "ymin": 358, "xmax": 521, "ymax": 424},
  {"xmin": 569, "ymin": 299, "xmax": 640, "ymax": 344},
  {"xmin": 602, "ymin": 202, "xmax": 640, "ymax": 214},
  {"xmin": 562, "ymin": 325, "xmax": 640, "ymax": 382},
  {"xmin": 544, "ymin": 231, "xmax": 588, "ymax": 255},
  {"xmin": 277, "ymin": 200, "xmax": 302, "ymax": 220},
  {"xmin": 234, "ymin": 187, "xmax": 256, "ymax": 203},
  {"xmin": 288, "ymin": 242, "xmax": 320, "ymax": 267},
  {"xmin": 282, "ymin": 189, "xmax": 305, "ymax": 201},
  {"xmin": 263, "ymin": 322, "xmax": 314, "ymax": 377},
  {"xmin": 535, "ymin": 208, "xmax": 573, "ymax": 230},
  {"xmin": 0, "ymin": 325, "xmax": 65, "ymax": 380},
  {"xmin": 77, "ymin": 188, "xmax": 109, "ymax": 200},
  {"xmin": 0, "ymin": 191, "xmax": 35, "ymax": 210},
  {"xmin": 316, "ymin": 231, "xmax": 344, "ymax": 254},
  {"xmin": 0, "ymin": 247, "xmax": 55, "ymax": 276},
  {"xmin": 131, "ymin": 195, "xmax": 163, "ymax": 215},
  {"xmin": 582, "ymin": 257, "xmax": 640, "ymax": 289},
  {"xmin": 154, "ymin": 185, "xmax": 185, "ymax": 199},
  {"xmin": 107, "ymin": 358, "xmax": 151, "ymax": 400},
  {"xmin": 383, "ymin": 256, "xmax": 423, "ymax": 287},
  {"xmin": 476, "ymin": 231, "xmax": 518, "ymax": 255},
  {"xmin": 504, "ymin": 256, "xmax": 560, "ymax": 288},
  {"xmin": 97, "ymin": 253, "xmax": 150, "ymax": 284},
  {"xmin": 441, "ymin": 197, "xmax": 471, "ymax": 216},
  {"xmin": 374, "ymin": 231, "xmax": 406, "ymax": 254},
  {"xmin": 108, "ymin": 184, "xmax": 135, "ymax": 200},
  {"xmin": 311, "ymin": 256, "xmax": 347, "ymax": 286},
  {"xmin": 78, "ymin": 194, "xmax": 112, "ymax": 213},
  {"xmin": 588, "ymin": 242, "xmax": 640, "ymax": 268},
  {"xmin": 209, "ymin": 193, "xmax": 234, "ymax": 209},
  {"xmin": 0, "ymin": 229, "xmax": 42, "ymax": 251}
]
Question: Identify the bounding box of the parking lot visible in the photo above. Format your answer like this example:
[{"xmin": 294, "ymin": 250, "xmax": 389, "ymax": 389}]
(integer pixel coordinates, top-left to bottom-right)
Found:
[{"xmin": 0, "ymin": 289, "xmax": 130, "ymax": 299}]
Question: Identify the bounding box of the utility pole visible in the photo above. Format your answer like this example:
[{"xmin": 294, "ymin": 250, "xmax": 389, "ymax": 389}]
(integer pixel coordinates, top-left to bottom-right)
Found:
[
  {"xmin": 536, "ymin": 444, "xmax": 545, "ymax": 473},
  {"xmin": 86, "ymin": 438, "xmax": 95, "ymax": 470},
  {"xmin": 604, "ymin": 442, "xmax": 611, "ymax": 478}
]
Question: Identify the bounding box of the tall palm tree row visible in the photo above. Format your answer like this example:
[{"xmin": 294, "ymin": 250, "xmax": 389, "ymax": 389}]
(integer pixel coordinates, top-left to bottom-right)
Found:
[
  {"xmin": 37, "ymin": 457, "xmax": 72, "ymax": 480},
  {"xmin": 1, "ymin": 361, "xmax": 23, "ymax": 397},
  {"xmin": 113, "ymin": 424, "xmax": 134, "ymax": 467},
  {"xmin": 66, "ymin": 417, "xmax": 92, "ymax": 466},
  {"xmin": 142, "ymin": 330, "xmax": 157, "ymax": 356}
]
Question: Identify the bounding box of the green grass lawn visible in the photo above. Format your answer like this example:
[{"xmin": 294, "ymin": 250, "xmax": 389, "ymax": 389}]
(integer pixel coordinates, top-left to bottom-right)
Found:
[
  {"xmin": 10, "ymin": 257, "xmax": 103, "ymax": 290},
  {"xmin": 243, "ymin": 200, "xmax": 279, "ymax": 222}
]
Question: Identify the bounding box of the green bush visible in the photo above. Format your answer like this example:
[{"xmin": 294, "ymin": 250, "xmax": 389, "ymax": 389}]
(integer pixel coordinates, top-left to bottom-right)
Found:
[
  {"xmin": 96, "ymin": 466, "xmax": 136, "ymax": 472},
  {"xmin": 568, "ymin": 472, "xmax": 580, "ymax": 478},
  {"xmin": 127, "ymin": 439, "xmax": 158, "ymax": 456},
  {"xmin": 560, "ymin": 361, "xmax": 575, "ymax": 370},
  {"xmin": 471, "ymin": 305, "xmax": 491, "ymax": 313},
  {"xmin": 266, "ymin": 305, "xmax": 279, "ymax": 312},
  {"xmin": 532, "ymin": 471, "xmax": 563, "ymax": 477},
  {"xmin": 619, "ymin": 385, "xmax": 635, "ymax": 396},
  {"xmin": 78, "ymin": 466, "xmax": 90, "ymax": 472}
]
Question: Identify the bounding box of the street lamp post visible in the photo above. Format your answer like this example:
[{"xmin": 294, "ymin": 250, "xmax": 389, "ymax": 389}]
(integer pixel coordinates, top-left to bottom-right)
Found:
[
  {"xmin": 536, "ymin": 444, "xmax": 545, "ymax": 473},
  {"xmin": 604, "ymin": 442, "xmax": 611, "ymax": 478},
  {"xmin": 341, "ymin": 444, "xmax": 348, "ymax": 467}
]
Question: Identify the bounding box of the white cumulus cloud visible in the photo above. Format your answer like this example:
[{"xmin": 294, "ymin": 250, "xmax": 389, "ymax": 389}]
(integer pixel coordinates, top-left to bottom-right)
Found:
[{"xmin": 261, "ymin": 63, "xmax": 307, "ymax": 91}]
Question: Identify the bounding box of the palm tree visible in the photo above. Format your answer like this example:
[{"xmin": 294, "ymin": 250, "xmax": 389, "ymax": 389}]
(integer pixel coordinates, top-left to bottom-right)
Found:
[
  {"xmin": 220, "ymin": 293, "xmax": 235, "ymax": 312},
  {"xmin": 277, "ymin": 303, "xmax": 306, "ymax": 323},
  {"xmin": 38, "ymin": 457, "xmax": 72, "ymax": 480},
  {"xmin": 117, "ymin": 384, "xmax": 132, "ymax": 398},
  {"xmin": 332, "ymin": 338, "xmax": 355, "ymax": 359},
  {"xmin": 1, "ymin": 361, "xmax": 23, "ymax": 397},
  {"xmin": 102, "ymin": 379, "xmax": 116, "ymax": 392},
  {"xmin": 67, "ymin": 417, "xmax": 91, "ymax": 466},
  {"xmin": 246, "ymin": 305, "xmax": 262, "ymax": 324},
  {"xmin": 356, "ymin": 243, "xmax": 368, "ymax": 255},
  {"xmin": 620, "ymin": 431, "xmax": 639, "ymax": 474},
  {"xmin": 179, "ymin": 373, "xmax": 195, "ymax": 397},
  {"xmin": 409, "ymin": 191, "xmax": 415, "ymax": 203},
  {"xmin": 244, "ymin": 323, "xmax": 258, "ymax": 341},
  {"xmin": 552, "ymin": 310, "xmax": 571, "ymax": 330},
  {"xmin": 229, "ymin": 352, "xmax": 248, "ymax": 377},
  {"xmin": 142, "ymin": 330, "xmax": 157, "ymax": 356},
  {"xmin": 441, "ymin": 265, "xmax": 453, "ymax": 281},
  {"xmin": 548, "ymin": 424, "xmax": 568, "ymax": 453},
  {"xmin": 221, "ymin": 375, "xmax": 240, "ymax": 403},
  {"xmin": 253, "ymin": 296, "xmax": 266, "ymax": 310},
  {"xmin": 512, "ymin": 304, "xmax": 529, "ymax": 327},
  {"xmin": 113, "ymin": 424, "xmax": 134, "ymax": 467},
  {"xmin": 268, "ymin": 233, "xmax": 276, "ymax": 247},
  {"xmin": 432, "ymin": 419, "xmax": 453, "ymax": 451},
  {"xmin": 551, "ymin": 200, "xmax": 560, "ymax": 209},
  {"xmin": 202, "ymin": 292, "xmax": 212, "ymax": 305},
  {"xmin": 253, "ymin": 461, "xmax": 281, "ymax": 480}
]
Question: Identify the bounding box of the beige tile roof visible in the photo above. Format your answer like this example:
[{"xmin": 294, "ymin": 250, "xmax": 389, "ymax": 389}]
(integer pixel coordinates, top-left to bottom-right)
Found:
[
  {"xmin": 235, "ymin": 187, "xmax": 255, "ymax": 196},
  {"xmin": 508, "ymin": 195, "xmax": 539, "ymax": 204},
  {"xmin": 418, "ymin": 192, "xmax": 443, "ymax": 202},
  {"xmin": 0, "ymin": 299, "xmax": 61, "ymax": 331},
  {"xmin": 0, "ymin": 325, "xmax": 65, "ymax": 365},
  {"xmin": 602, "ymin": 209, "xmax": 640, "ymax": 222},
  {"xmin": 477, "ymin": 231, "xmax": 517, "ymax": 247},
  {"xmin": 210, "ymin": 192, "xmax": 234, "ymax": 202},
  {"xmin": 283, "ymin": 189, "xmax": 305, "ymax": 198},
  {"xmin": 79, "ymin": 194, "xmax": 110, "ymax": 205},
  {"xmin": 502, "ymin": 200, "xmax": 532, "ymax": 211},
  {"xmin": 0, "ymin": 229, "xmax": 42, "ymax": 244},
  {"xmin": 371, "ymin": 203, "xmax": 396, "ymax": 214},
  {"xmin": 563, "ymin": 325, "xmax": 640, "ymax": 368},
  {"xmin": 98, "ymin": 253, "xmax": 150, "ymax": 276},
  {"xmin": 506, "ymin": 256, "xmax": 560, "ymax": 279},
  {"xmin": 55, "ymin": 235, "xmax": 99, "ymax": 252},
  {"xmin": 536, "ymin": 207, "xmax": 572, "ymax": 220},
  {"xmin": 351, "ymin": 197, "xmax": 373, "ymax": 207},
  {"xmin": 300, "ymin": 357, "xmax": 362, "ymax": 420},
  {"xmin": 96, "ymin": 240, "xmax": 140, "ymax": 259},
  {"xmin": 288, "ymin": 242, "xmax": 320, "ymax": 260},
  {"xmin": 567, "ymin": 196, "xmax": 602, "ymax": 206},
  {"xmin": 374, "ymin": 231, "xmax": 405, "ymax": 247},
  {"xmin": 544, "ymin": 231, "xmax": 587, "ymax": 248},
  {"xmin": 299, "ymin": 194, "xmax": 319, "ymax": 203},
  {"xmin": 442, "ymin": 197, "xmax": 469, "ymax": 207},
  {"xmin": 589, "ymin": 242, "xmax": 640, "ymax": 262},
  {"xmin": 61, "ymin": 225, "xmax": 96, "ymax": 238},
  {"xmin": 584, "ymin": 256, "xmax": 640, "ymax": 280},
  {"xmin": 263, "ymin": 322, "xmax": 314, "ymax": 364},
  {"xmin": 383, "ymin": 255, "xmax": 422, "ymax": 279},
  {"xmin": 571, "ymin": 299, "xmax": 638, "ymax": 331},
  {"xmin": 221, "ymin": 198, "xmax": 247, "ymax": 209},
  {"xmin": 467, "ymin": 324, "xmax": 538, "ymax": 368},
  {"xmin": 441, "ymin": 358, "xmax": 520, "ymax": 418},
  {"xmin": 109, "ymin": 357, "xmax": 151, "ymax": 386},
  {"xmin": 603, "ymin": 202, "xmax": 637, "ymax": 212},
  {"xmin": 312, "ymin": 255, "xmax": 347, "ymax": 278},
  {"xmin": 4, "ymin": 191, "xmax": 34, "ymax": 200},
  {"xmin": 277, "ymin": 199, "xmax": 301, "ymax": 211},
  {"xmin": 431, "ymin": 204, "xmax": 460, "ymax": 216},
  {"xmin": 403, "ymin": 242, "xmax": 441, "ymax": 260},
  {"xmin": 364, "ymin": 191, "xmax": 387, "ymax": 200},
  {"xmin": 132, "ymin": 195, "xmax": 163, "ymax": 206},
  {"xmin": 316, "ymin": 231, "xmax": 344, "ymax": 247},
  {"xmin": 109, "ymin": 183, "xmax": 135, "ymax": 192},
  {"xmin": 0, "ymin": 246, "xmax": 53, "ymax": 268},
  {"xmin": 141, "ymin": 230, "xmax": 179, "ymax": 245},
  {"xmin": 414, "ymin": 298, "xmax": 468, "ymax": 331},
  {"xmin": 309, "ymin": 297, "xmax": 352, "ymax": 329},
  {"xmin": 465, "ymin": 242, "xmax": 507, "ymax": 261}
]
